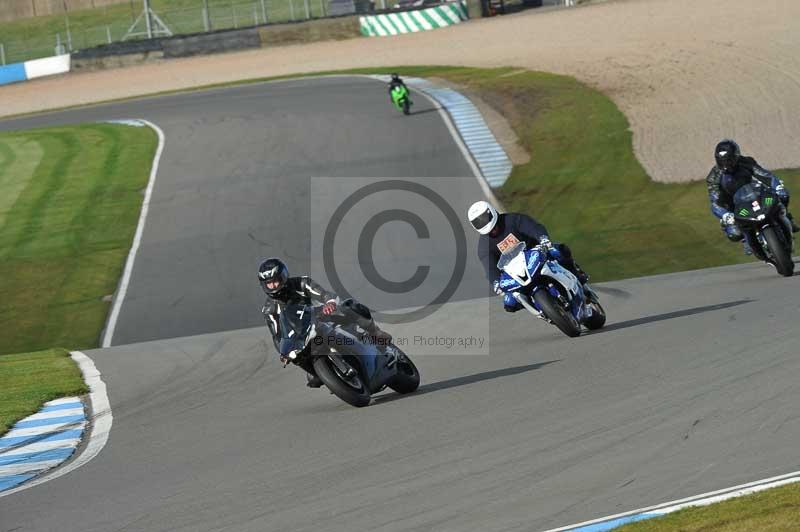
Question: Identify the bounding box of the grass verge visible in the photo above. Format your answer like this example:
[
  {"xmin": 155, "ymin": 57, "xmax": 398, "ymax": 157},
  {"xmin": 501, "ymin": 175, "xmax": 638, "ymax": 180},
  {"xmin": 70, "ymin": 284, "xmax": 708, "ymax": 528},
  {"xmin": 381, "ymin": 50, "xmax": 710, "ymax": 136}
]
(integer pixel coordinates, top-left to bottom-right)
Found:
[
  {"xmin": 0, "ymin": 122, "xmax": 154, "ymax": 435},
  {"xmin": 0, "ymin": 348, "xmax": 88, "ymax": 434},
  {"xmin": 0, "ymin": 123, "xmax": 156, "ymax": 356},
  {"xmin": 615, "ymin": 480, "xmax": 800, "ymax": 531}
]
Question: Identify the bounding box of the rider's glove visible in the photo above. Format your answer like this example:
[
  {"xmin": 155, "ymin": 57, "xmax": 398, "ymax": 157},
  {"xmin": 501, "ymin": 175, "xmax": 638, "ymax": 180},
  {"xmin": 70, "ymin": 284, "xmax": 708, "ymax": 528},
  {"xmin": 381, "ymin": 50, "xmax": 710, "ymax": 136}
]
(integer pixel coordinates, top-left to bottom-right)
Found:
[
  {"xmin": 321, "ymin": 300, "xmax": 337, "ymax": 315},
  {"xmin": 492, "ymin": 280, "xmax": 504, "ymax": 295},
  {"xmin": 722, "ymin": 212, "xmax": 736, "ymax": 226},
  {"xmin": 538, "ymin": 237, "xmax": 553, "ymax": 252},
  {"xmin": 775, "ymin": 183, "xmax": 789, "ymax": 199}
]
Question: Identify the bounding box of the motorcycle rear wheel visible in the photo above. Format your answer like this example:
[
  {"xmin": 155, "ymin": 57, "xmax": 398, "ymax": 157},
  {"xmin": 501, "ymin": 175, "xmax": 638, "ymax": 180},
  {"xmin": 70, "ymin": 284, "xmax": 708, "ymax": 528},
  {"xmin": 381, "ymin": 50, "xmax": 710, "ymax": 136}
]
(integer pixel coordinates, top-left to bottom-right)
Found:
[
  {"xmin": 533, "ymin": 289, "xmax": 581, "ymax": 338},
  {"xmin": 388, "ymin": 349, "xmax": 420, "ymax": 394},
  {"xmin": 583, "ymin": 299, "xmax": 607, "ymax": 330},
  {"xmin": 763, "ymin": 226, "xmax": 795, "ymax": 277},
  {"xmin": 313, "ymin": 356, "xmax": 372, "ymax": 407}
]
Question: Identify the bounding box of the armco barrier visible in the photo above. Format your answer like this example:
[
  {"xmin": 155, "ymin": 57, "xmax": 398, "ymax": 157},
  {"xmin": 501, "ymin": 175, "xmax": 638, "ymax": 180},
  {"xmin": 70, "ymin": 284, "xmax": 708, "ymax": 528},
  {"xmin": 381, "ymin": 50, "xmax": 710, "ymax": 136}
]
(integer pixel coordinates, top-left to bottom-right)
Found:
[
  {"xmin": 162, "ymin": 28, "xmax": 261, "ymax": 58},
  {"xmin": 359, "ymin": 1, "xmax": 468, "ymax": 37},
  {"xmin": 0, "ymin": 54, "xmax": 71, "ymax": 86},
  {"xmin": 72, "ymin": 25, "xmax": 269, "ymax": 64}
]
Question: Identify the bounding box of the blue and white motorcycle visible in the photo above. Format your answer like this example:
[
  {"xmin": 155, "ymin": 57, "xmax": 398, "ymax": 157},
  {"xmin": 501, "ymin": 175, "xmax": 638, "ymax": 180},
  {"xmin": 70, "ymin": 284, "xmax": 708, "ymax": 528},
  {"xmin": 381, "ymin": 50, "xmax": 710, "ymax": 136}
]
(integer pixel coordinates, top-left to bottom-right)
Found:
[{"xmin": 497, "ymin": 241, "xmax": 606, "ymax": 337}]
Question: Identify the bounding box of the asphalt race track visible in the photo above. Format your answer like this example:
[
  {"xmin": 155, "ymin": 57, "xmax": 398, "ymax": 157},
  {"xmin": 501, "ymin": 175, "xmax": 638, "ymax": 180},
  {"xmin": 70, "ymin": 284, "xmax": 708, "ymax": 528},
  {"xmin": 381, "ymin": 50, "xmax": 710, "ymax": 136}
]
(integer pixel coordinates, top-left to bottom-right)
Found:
[
  {"xmin": 0, "ymin": 76, "xmax": 487, "ymax": 345},
  {"xmin": 1, "ymin": 77, "xmax": 800, "ymax": 532}
]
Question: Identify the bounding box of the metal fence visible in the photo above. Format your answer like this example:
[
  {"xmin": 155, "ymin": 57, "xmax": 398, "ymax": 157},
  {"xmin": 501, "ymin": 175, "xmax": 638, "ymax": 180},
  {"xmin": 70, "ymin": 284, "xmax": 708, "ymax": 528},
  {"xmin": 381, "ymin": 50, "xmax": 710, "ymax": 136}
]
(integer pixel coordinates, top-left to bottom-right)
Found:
[
  {"xmin": 0, "ymin": 0, "xmax": 342, "ymax": 65},
  {"xmin": 0, "ymin": 0, "xmax": 574, "ymax": 66}
]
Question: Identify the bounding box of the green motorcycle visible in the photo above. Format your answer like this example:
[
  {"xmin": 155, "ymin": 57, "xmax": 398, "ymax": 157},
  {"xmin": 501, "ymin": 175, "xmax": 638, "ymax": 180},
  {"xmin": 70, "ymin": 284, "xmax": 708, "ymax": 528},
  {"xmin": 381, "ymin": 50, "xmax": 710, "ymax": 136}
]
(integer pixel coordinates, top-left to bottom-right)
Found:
[{"xmin": 391, "ymin": 85, "xmax": 412, "ymax": 115}]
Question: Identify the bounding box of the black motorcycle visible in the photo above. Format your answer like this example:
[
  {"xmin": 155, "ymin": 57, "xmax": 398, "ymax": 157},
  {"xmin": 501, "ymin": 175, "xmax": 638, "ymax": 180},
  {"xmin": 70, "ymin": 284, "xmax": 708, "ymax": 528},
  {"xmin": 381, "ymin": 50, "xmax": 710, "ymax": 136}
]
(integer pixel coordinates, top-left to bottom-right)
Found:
[
  {"xmin": 732, "ymin": 180, "xmax": 795, "ymax": 276},
  {"xmin": 275, "ymin": 301, "xmax": 420, "ymax": 407}
]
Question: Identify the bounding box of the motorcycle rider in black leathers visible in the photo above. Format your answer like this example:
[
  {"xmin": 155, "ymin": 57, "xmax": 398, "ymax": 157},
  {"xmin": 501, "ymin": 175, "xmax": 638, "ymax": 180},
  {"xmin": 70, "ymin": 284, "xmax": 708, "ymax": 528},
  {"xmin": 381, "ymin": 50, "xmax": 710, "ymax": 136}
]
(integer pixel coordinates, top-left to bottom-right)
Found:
[
  {"xmin": 258, "ymin": 258, "xmax": 392, "ymax": 388},
  {"xmin": 706, "ymin": 139, "xmax": 799, "ymax": 256},
  {"xmin": 467, "ymin": 201, "xmax": 590, "ymax": 313},
  {"xmin": 388, "ymin": 73, "xmax": 409, "ymax": 106}
]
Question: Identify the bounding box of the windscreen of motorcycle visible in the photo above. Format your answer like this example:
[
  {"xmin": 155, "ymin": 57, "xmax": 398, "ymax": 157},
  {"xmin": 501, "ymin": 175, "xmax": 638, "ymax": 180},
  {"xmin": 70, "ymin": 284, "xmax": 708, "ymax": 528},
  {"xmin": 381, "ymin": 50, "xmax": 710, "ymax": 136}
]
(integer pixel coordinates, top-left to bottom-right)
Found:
[
  {"xmin": 497, "ymin": 241, "xmax": 531, "ymax": 285},
  {"xmin": 277, "ymin": 303, "xmax": 314, "ymax": 356},
  {"xmin": 733, "ymin": 182, "xmax": 762, "ymax": 205}
]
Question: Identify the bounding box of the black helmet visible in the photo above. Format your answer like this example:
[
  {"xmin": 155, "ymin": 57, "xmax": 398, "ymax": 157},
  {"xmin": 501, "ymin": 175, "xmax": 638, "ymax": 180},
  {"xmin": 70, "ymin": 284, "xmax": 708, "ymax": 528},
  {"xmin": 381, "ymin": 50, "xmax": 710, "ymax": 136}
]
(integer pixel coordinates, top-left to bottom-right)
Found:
[
  {"xmin": 258, "ymin": 258, "xmax": 288, "ymax": 295},
  {"xmin": 390, "ymin": 73, "xmax": 400, "ymax": 82},
  {"xmin": 715, "ymin": 139, "xmax": 741, "ymax": 173}
]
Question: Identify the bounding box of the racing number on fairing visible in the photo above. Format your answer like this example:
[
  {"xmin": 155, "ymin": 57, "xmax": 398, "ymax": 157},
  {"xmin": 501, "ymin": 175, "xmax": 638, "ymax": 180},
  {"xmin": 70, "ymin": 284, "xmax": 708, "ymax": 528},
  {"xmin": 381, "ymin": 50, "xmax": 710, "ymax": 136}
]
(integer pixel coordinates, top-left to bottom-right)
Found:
[{"xmin": 497, "ymin": 233, "xmax": 521, "ymax": 253}]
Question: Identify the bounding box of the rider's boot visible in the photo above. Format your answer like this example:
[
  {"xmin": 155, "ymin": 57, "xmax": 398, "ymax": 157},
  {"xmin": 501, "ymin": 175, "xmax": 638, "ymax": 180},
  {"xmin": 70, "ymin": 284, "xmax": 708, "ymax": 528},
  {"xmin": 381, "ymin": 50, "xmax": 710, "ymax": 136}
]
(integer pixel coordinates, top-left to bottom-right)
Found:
[
  {"xmin": 306, "ymin": 372, "xmax": 323, "ymax": 388},
  {"xmin": 363, "ymin": 322, "xmax": 398, "ymax": 366},
  {"xmin": 553, "ymin": 245, "xmax": 589, "ymax": 285},
  {"xmin": 561, "ymin": 258, "xmax": 590, "ymax": 285},
  {"xmin": 572, "ymin": 262, "xmax": 590, "ymax": 285},
  {"xmin": 566, "ymin": 261, "xmax": 598, "ymax": 303},
  {"xmin": 366, "ymin": 323, "xmax": 393, "ymax": 349}
]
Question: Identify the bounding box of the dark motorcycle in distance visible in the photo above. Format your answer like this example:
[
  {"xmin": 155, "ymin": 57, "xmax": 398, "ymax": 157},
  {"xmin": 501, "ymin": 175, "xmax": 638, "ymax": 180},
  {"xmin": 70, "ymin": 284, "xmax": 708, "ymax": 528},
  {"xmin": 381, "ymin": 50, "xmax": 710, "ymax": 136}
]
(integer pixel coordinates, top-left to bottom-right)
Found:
[
  {"xmin": 732, "ymin": 180, "xmax": 795, "ymax": 277},
  {"xmin": 275, "ymin": 301, "xmax": 420, "ymax": 407}
]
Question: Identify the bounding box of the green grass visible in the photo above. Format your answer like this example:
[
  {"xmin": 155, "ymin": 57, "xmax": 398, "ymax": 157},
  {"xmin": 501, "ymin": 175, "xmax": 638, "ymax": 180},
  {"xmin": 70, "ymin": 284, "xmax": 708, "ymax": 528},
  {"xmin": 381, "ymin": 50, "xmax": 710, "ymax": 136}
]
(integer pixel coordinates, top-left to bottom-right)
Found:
[
  {"xmin": 0, "ymin": 123, "xmax": 157, "ymax": 356},
  {"xmin": 615, "ymin": 481, "xmax": 800, "ymax": 531},
  {"xmin": 0, "ymin": 0, "xmax": 330, "ymax": 64},
  {"xmin": 0, "ymin": 348, "xmax": 88, "ymax": 434}
]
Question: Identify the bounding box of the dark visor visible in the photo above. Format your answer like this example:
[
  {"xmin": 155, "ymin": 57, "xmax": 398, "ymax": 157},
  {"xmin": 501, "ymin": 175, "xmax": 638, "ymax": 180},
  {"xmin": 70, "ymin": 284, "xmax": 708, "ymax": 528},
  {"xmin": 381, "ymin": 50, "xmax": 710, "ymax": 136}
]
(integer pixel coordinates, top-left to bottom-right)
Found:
[{"xmin": 470, "ymin": 209, "xmax": 494, "ymax": 230}]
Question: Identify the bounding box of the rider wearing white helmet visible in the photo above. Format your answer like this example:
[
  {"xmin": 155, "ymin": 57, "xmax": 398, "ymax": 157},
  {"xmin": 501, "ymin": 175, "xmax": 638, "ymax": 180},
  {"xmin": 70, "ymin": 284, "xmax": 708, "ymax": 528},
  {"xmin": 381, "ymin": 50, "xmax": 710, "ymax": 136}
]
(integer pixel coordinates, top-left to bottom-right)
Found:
[{"xmin": 467, "ymin": 201, "xmax": 589, "ymax": 312}]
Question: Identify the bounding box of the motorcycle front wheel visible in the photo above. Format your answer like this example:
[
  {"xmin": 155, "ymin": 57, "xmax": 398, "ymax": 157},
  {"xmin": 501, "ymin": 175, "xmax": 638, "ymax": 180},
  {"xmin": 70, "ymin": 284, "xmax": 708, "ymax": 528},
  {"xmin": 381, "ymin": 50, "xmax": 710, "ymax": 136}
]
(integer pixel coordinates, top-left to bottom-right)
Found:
[
  {"xmin": 533, "ymin": 289, "xmax": 581, "ymax": 338},
  {"xmin": 313, "ymin": 356, "xmax": 372, "ymax": 407}
]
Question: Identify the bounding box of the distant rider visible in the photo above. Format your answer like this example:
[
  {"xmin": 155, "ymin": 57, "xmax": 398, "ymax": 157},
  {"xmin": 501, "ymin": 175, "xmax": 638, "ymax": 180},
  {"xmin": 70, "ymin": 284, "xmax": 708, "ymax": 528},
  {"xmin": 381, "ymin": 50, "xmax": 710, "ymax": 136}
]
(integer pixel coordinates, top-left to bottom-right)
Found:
[
  {"xmin": 706, "ymin": 139, "xmax": 799, "ymax": 255},
  {"xmin": 467, "ymin": 201, "xmax": 590, "ymax": 313},
  {"xmin": 388, "ymin": 73, "xmax": 409, "ymax": 106},
  {"xmin": 258, "ymin": 258, "xmax": 392, "ymax": 387}
]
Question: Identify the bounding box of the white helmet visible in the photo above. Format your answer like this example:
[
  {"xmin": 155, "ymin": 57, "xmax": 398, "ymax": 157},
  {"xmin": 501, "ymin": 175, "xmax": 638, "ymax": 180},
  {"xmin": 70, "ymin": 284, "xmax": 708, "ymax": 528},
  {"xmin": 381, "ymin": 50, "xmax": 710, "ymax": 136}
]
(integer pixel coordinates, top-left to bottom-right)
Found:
[{"xmin": 467, "ymin": 200, "xmax": 499, "ymax": 235}]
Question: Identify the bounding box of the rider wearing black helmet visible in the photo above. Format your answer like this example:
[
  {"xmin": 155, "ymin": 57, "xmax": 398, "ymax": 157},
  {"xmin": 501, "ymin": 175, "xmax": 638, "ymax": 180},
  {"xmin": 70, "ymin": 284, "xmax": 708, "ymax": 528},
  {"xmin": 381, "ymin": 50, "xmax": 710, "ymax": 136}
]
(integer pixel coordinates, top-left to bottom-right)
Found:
[
  {"xmin": 706, "ymin": 139, "xmax": 799, "ymax": 255},
  {"xmin": 258, "ymin": 258, "xmax": 392, "ymax": 387},
  {"xmin": 388, "ymin": 73, "xmax": 409, "ymax": 105}
]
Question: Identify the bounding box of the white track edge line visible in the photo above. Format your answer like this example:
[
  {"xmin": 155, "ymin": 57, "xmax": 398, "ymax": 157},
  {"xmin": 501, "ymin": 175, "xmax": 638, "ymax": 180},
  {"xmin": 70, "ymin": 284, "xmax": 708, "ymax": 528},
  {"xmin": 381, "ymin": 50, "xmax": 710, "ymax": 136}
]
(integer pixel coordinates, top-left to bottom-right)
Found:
[
  {"xmin": 0, "ymin": 351, "xmax": 112, "ymax": 498},
  {"xmin": 542, "ymin": 471, "xmax": 800, "ymax": 531},
  {"xmin": 101, "ymin": 119, "xmax": 165, "ymax": 348},
  {"xmin": 415, "ymin": 87, "xmax": 504, "ymax": 210}
]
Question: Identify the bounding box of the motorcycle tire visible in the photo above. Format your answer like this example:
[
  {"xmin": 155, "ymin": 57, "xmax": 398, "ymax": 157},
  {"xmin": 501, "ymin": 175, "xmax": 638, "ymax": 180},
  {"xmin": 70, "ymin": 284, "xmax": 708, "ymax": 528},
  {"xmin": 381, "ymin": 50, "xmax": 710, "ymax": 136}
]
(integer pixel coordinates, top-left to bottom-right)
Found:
[
  {"xmin": 763, "ymin": 226, "xmax": 795, "ymax": 277},
  {"xmin": 583, "ymin": 298, "xmax": 607, "ymax": 330},
  {"xmin": 388, "ymin": 349, "xmax": 420, "ymax": 394},
  {"xmin": 402, "ymin": 99, "xmax": 410, "ymax": 115},
  {"xmin": 313, "ymin": 355, "xmax": 372, "ymax": 407},
  {"xmin": 533, "ymin": 289, "xmax": 581, "ymax": 338}
]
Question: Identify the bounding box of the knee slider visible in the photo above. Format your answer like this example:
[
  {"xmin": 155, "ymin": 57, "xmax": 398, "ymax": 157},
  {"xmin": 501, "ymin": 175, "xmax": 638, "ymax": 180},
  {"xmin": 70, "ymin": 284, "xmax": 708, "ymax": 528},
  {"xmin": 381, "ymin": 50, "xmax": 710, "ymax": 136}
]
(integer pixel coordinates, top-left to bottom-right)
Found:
[{"xmin": 726, "ymin": 231, "xmax": 744, "ymax": 242}]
